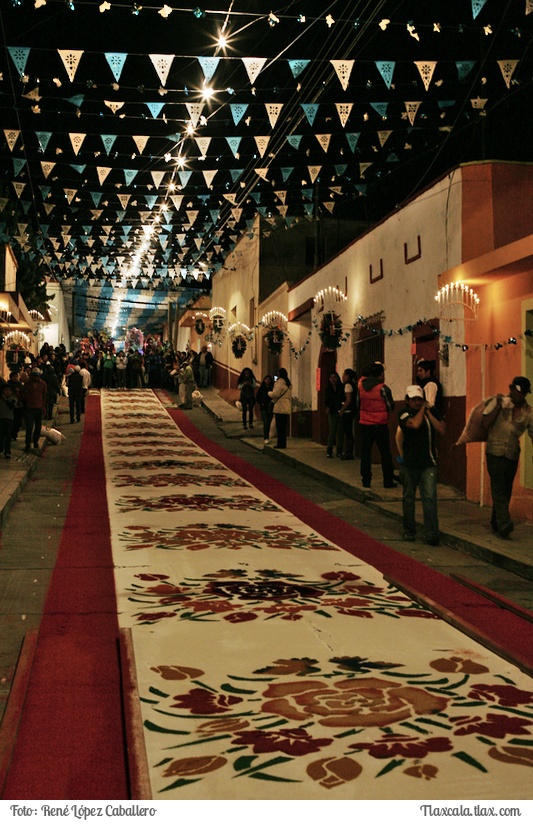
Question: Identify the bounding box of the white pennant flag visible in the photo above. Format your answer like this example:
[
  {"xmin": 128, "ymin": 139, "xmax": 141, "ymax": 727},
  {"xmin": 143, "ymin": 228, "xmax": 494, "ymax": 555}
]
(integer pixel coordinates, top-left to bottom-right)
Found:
[
  {"xmin": 414, "ymin": 61, "xmax": 437, "ymax": 92},
  {"xmin": 4, "ymin": 129, "xmax": 20, "ymax": 152},
  {"xmin": 195, "ymin": 136, "xmax": 211, "ymax": 157},
  {"xmin": 104, "ymin": 100, "xmax": 125, "ymax": 114},
  {"xmin": 377, "ymin": 130, "xmax": 392, "ymax": 147},
  {"xmin": 133, "ymin": 135, "xmax": 149, "ymax": 154},
  {"xmin": 265, "ymin": 103, "xmax": 283, "ymax": 129},
  {"xmin": 41, "ymin": 161, "xmax": 55, "ymax": 179},
  {"xmin": 64, "ymin": 189, "xmax": 77, "ymax": 204},
  {"xmin": 170, "ymin": 194, "xmax": 183, "ymax": 210},
  {"xmin": 315, "ymin": 134, "xmax": 332, "ymax": 153},
  {"xmin": 97, "ymin": 166, "xmax": 112, "ymax": 185},
  {"xmin": 151, "ymin": 171, "xmax": 165, "ymax": 188},
  {"xmin": 335, "ymin": 103, "xmax": 353, "ymax": 127},
  {"xmin": 307, "ymin": 165, "xmax": 321, "ymax": 183},
  {"xmin": 242, "ymin": 57, "xmax": 267, "ymax": 85},
  {"xmin": 117, "ymin": 194, "xmax": 131, "ymax": 208},
  {"xmin": 58, "ymin": 50, "xmax": 83, "ymax": 82},
  {"xmin": 223, "ymin": 193, "xmax": 237, "ymax": 204},
  {"xmin": 149, "ymin": 54, "xmax": 174, "ymax": 87},
  {"xmin": 254, "ymin": 136, "xmax": 270, "ymax": 158},
  {"xmin": 497, "ymin": 59, "xmax": 518, "ymax": 89},
  {"xmin": 254, "ymin": 168, "xmax": 269, "ymax": 180},
  {"xmin": 186, "ymin": 210, "xmax": 199, "ymax": 225},
  {"xmin": 202, "ymin": 170, "xmax": 217, "ymax": 188},
  {"xmin": 360, "ymin": 162, "xmax": 372, "ymax": 176},
  {"xmin": 274, "ymin": 191, "xmax": 287, "ymax": 204},
  {"xmin": 405, "ymin": 101, "xmax": 422, "ymax": 125},
  {"xmin": 12, "ymin": 182, "xmax": 26, "ymax": 198},
  {"xmin": 323, "ymin": 202, "xmax": 335, "ymax": 214},
  {"xmin": 186, "ymin": 103, "xmax": 204, "ymax": 127},
  {"xmin": 527, "ymin": 0, "xmax": 533, "ymax": 13},
  {"xmin": 231, "ymin": 208, "xmax": 243, "ymax": 222},
  {"xmin": 69, "ymin": 133, "xmax": 86, "ymax": 156},
  {"xmin": 330, "ymin": 60, "xmax": 354, "ymax": 91}
]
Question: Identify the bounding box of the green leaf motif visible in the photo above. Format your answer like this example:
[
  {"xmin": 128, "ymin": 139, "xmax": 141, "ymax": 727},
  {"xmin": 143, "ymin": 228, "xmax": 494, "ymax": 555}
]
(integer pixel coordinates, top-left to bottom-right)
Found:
[
  {"xmin": 144, "ymin": 720, "xmax": 190, "ymax": 735},
  {"xmin": 234, "ymin": 755, "xmax": 257, "ymax": 771},
  {"xmin": 220, "ymin": 682, "xmax": 258, "ymax": 694},
  {"xmin": 452, "ymin": 751, "xmax": 488, "ymax": 772}
]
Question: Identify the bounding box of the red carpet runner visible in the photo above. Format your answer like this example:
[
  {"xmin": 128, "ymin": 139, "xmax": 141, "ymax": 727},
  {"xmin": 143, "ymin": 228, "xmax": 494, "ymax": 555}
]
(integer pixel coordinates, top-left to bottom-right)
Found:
[{"xmin": 1, "ymin": 396, "xmax": 128, "ymax": 800}]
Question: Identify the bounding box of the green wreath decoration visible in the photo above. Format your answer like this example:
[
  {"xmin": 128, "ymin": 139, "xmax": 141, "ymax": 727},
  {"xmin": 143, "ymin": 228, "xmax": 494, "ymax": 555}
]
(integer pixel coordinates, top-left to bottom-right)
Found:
[
  {"xmin": 265, "ymin": 327, "xmax": 284, "ymax": 355},
  {"xmin": 232, "ymin": 335, "xmax": 247, "ymax": 358},
  {"xmin": 319, "ymin": 311, "xmax": 343, "ymax": 350},
  {"xmin": 195, "ymin": 318, "xmax": 206, "ymax": 335}
]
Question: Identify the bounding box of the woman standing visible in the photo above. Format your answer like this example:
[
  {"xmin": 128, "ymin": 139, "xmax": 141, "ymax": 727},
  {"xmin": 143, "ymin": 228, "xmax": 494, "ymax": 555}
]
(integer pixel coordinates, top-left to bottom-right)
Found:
[
  {"xmin": 256, "ymin": 375, "xmax": 274, "ymax": 444},
  {"xmin": 325, "ymin": 371, "xmax": 345, "ymax": 458},
  {"xmin": 268, "ymin": 367, "xmax": 292, "ymax": 449},
  {"xmin": 238, "ymin": 367, "xmax": 257, "ymax": 430},
  {"xmin": 338, "ymin": 368, "xmax": 357, "ymax": 460}
]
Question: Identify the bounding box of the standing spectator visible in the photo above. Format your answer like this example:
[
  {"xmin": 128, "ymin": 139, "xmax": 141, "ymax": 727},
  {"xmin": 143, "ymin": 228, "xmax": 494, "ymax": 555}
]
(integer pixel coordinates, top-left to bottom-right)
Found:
[
  {"xmin": 398, "ymin": 384, "xmax": 446, "ymax": 545},
  {"xmin": 483, "ymin": 376, "xmax": 533, "ymax": 539},
  {"xmin": 198, "ymin": 345, "xmax": 214, "ymax": 388},
  {"xmin": 116, "ymin": 351, "xmax": 128, "ymax": 389},
  {"xmin": 79, "ymin": 359, "xmax": 91, "ymax": 413},
  {"xmin": 357, "ymin": 362, "xmax": 396, "ymax": 487},
  {"xmin": 325, "ymin": 371, "xmax": 345, "ymax": 458},
  {"xmin": 416, "ymin": 359, "xmax": 444, "ymax": 414},
  {"xmin": 0, "ymin": 382, "xmax": 16, "ymax": 458},
  {"xmin": 129, "ymin": 350, "xmax": 144, "ymax": 388},
  {"xmin": 268, "ymin": 367, "xmax": 292, "ymax": 449},
  {"xmin": 338, "ymin": 368, "xmax": 357, "ymax": 460},
  {"xmin": 43, "ymin": 363, "xmax": 60, "ymax": 420},
  {"xmin": 238, "ymin": 367, "xmax": 257, "ymax": 430},
  {"xmin": 102, "ymin": 351, "xmax": 116, "ymax": 388},
  {"xmin": 94, "ymin": 351, "xmax": 105, "ymax": 388},
  {"xmin": 67, "ymin": 365, "xmax": 84, "ymax": 423},
  {"xmin": 21, "ymin": 368, "xmax": 47, "ymax": 453},
  {"xmin": 178, "ymin": 358, "xmax": 196, "ymax": 409},
  {"xmin": 256, "ymin": 375, "xmax": 274, "ymax": 444},
  {"xmin": 7, "ymin": 371, "xmax": 24, "ymax": 441}
]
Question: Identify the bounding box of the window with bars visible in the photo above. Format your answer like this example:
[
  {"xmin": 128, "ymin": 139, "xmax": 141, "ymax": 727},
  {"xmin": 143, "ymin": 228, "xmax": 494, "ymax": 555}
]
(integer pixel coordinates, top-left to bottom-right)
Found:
[{"xmin": 352, "ymin": 314, "xmax": 385, "ymax": 377}]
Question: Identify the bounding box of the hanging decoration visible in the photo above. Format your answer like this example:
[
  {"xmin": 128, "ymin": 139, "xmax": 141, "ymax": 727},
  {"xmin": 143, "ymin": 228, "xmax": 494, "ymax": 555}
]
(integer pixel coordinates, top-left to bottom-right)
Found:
[
  {"xmin": 260, "ymin": 310, "xmax": 287, "ymax": 355},
  {"xmin": 193, "ymin": 312, "xmax": 208, "ymax": 336},
  {"xmin": 231, "ymin": 335, "xmax": 247, "ymax": 358},
  {"xmin": 435, "ymin": 281, "xmax": 480, "ymax": 319},
  {"xmin": 228, "ymin": 322, "xmax": 253, "ymax": 359}
]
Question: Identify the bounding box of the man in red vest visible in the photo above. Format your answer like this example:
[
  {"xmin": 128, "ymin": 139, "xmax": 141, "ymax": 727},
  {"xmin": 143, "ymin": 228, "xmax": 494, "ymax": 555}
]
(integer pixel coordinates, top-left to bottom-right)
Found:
[{"xmin": 357, "ymin": 362, "xmax": 397, "ymax": 488}]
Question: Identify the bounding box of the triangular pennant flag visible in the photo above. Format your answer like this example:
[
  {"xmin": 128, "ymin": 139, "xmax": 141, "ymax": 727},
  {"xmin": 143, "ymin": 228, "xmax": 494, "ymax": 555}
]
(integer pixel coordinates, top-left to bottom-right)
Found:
[
  {"xmin": 96, "ymin": 167, "xmax": 112, "ymax": 185},
  {"xmin": 101, "ymin": 135, "xmax": 117, "ymax": 155},
  {"xmin": 104, "ymin": 100, "xmax": 125, "ymax": 114},
  {"xmin": 414, "ymin": 61, "xmax": 437, "ymax": 92},
  {"xmin": 242, "ymin": 57, "xmax": 267, "ymax": 85},
  {"xmin": 377, "ymin": 130, "xmax": 392, "ymax": 147},
  {"xmin": 65, "ymin": 94, "xmax": 85, "ymax": 108},
  {"xmin": 254, "ymin": 168, "xmax": 269, "ymax": 180},
  {"xmin": 35, "ymin": 131, "xmax": 52, "ymax": 152},
  {"xmin": 185, "ymin": 102, "xmax": 203, "ymax": 127},
  {"xmin": 286, "ymin": 135, "xmax": 303, "ymax": 149},
  {"xmin": 315, "ymin": 134, "xmax": 332, "ymax": 153},
  {"xmin": 323, "ymin": 202, "xmax": 335, "ymax": 214},
  {"xmin": 471, "ymin": 0, "xmax": 488, "ymax": 19},
  {"xmin": 12, "ymin": 182, "xmax": 26, "ymax": 199},
  {"xmin": 41, "ymin": 161, "xmax": 56, "ymax": 179},
  {"xmin": 39, "ymin": 186, "xmax": 51, "ymax": 200},
  {"xmin": 105, "ymin": 53, "xmax": 128, "ymax": 83},
  {"xmin": 301, "ymin": 103, "xmax": 319, "ymax": 127},
  {"xmin": 229, "ymin": 169, "xmax": 244, "ymax": 182},
  {"xmin": 345, "ymin": 133, "xmax": 361, "ymax": 153},
  {"xmin": 280, "ymin": 167, "xmax": 293, "ymax": 182},
  {"xmin": 151, "ymin": 171, "xmax": 165, "ymax": 188},
  {"xmin": 70, "ymin": 164, "xmax": 86, "ymax": 174},
  {"xmin": 226, "ymin": 136, "xmax": 242, "ymax": 158},
  {"xmin": 178, "ymin": 170, "xmax": 192, "ymax": 187},
  {"xmin": 277, "ymin": 205, "xmax": 288, "ymax": 218},
  {"xmin": 13, "ymin": 159, "xmax": 26, "ymax": 177},
  {"xmin": 265, "ymin": 103, "xmax": 283, "ymax": 129},
  {"xmin": 231, "ymin": 208, "xmax": 243, "ymax": 222},
  {"xmin": 288, "ymin": 59, "xmax": 310, "ymax": 79},
  {"xmin": 149, "ymin": 54, "xmax": 174, "ymax": 87},
  {"xmin": 405, "ymin": 101, "xmax": 422, "ymax": 125},
  {"xmin": 69, "ymin": 133, "xmax": 86, "ymax": 156},
  {"xmin": 224, "ymin": 193, "xmax": 237, "ymax": 204},
  {"xmin": 8, "ymin": 47, "xmax": 31, "ymax": 77},
  {"xmin": 146, "ymin": 102, "xmax": 165, "ymax": 119},
  {"xmin": 197, "ymin": 56, "xmax": 220, "ymax": 84},
  {"xmin": 334, "ymin": 165, "xmax": 347, "ymax": 177},
  {"xmin": 4, "ymin": 130, "xmax": 20, "ymax": 152},
  {"xmin": 202, "ymin": 170, "xmax": 217, "ymax": 188},
  {"xmin": 195, "ymin": 136, "xmax": 211, "ymax": 157},
  {"xmin": 307, "ymin": 166, "xmax": 321, "ymax": 183},
  {"xmin": 301, "ymin": 188, "xmax": 313, "ymax": 201},
  {"xmin": 58, "ymin": 50, "xmax": 83, "ymax": 82},
  {"xmin": 230, "ymin": 103, "xmax": 248, "ymax": 126},
  {"xmin": 133, "ymin": 135, "xmax": 149, "ymax": 154},
  {"xmin": 64, "ymin": 188, "xmax": 77, "ymax": 204},
  {"xmin": 335, "ymin": 103, "xmax": 353, "ymax": 128},
  {"xmin": 527, "ymin": 0, "xmax": 533, "ymax": 13},
  {"xmin": 375, "ymin": 61, "xmax": 395, "ymax": 89},
  {"xmin": 329, "ymin": 186, "xmax": 343, "ymax": 195},
  {"xmin": 22, "ymin": 87, "xmax": 41, "ymax": 102},
  {"xmin": 170, "ymin": 194, "xmax": 183, "ymax": 210},
  {"xmin": 117, "ymin": 194, "xmax": 131, "ymax": 209},
  {"xmin": 359, "ymin": 162, "xmax": 372, "ymax": 177},
  {"xmin": 274, "ymin": 191, "xmax": 287, "ymax": 204},
  {"xmin": 90, "ymin": 192, "xmax": 103, "ymax": 206},
  {"xmin": 186, "ymin": 210, "xmax": 199, "ymax": 225},
  {"xmin": 370, "ymin": 102, "xmax": 389, "ymax": 118},
  {"xmin": 497, "ymin": 59, "xmax": 519, "ymax": 89},
  {"xmin": 456, "ymin": 61, "xmax": 476, "ymax": 81},
  {"xmin": 254, "ymin": 136, "xmax": 270, "ymax": 158},
  {"xmin": 330, "ymin": 60, "xmax": 354, "ymax": 91},
  {"xmin": 145, "ymin": 195, "xmax": 158, "ymax": 209}
]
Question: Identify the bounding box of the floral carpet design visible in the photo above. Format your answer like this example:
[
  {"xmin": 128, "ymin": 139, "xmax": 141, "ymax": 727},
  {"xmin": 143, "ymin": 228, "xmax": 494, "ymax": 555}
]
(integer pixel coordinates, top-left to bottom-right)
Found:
[{"xmin": 100, "ymin": 391, "xmax": 533, "ymax": 800}]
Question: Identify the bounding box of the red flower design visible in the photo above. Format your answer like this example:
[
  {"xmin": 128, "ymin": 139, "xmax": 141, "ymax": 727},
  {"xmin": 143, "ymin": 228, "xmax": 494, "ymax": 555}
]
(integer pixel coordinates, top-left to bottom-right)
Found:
[
  {"xmin": 232, "ymin": 728, "xmax": 333, "ymax": 756},
  {"xmin": 135, "ymin": 573, "xmax": 169, "ymax": 581},
  {"xmin": 351, "ymin": 734, "xmax": 453, "ymax": 759},
  {"xmin": 452, "ymin": 713, "xmax": 533, "ymax": 738},
  {"xmin": 467, "ymin": 683, "xmax": 533, "ymax": 707},
  {"xmin": 430, "ymin": 656, "xmax": 489, "ymax": 674},
  {"xmin": 171, "ymin": 688, "xmax": 243, "ymax": 715},
  {"xmin": 321, "ymin": 572, "xmax": 362, "ymax": 582},
  {"xmin": 135, "ymin": 611, "xmax": 176, "ymax": 622},
  {"xmin": 151, "ymin": 665, "xmax": 204, "ymax": 680},
  {"xmin": 223, "ymin": 611, "xmax": 258, "ymax": 623}
]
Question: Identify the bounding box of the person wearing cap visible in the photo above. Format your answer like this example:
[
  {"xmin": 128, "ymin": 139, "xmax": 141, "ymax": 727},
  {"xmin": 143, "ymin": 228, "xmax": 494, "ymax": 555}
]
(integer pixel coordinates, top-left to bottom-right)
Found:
[
  {"xmin": 483, "ymin": 376, "xmax": 533, "ymax": 539},
  {"xmin": 20, "ymin": 368, "xmax": 47, "ymax": 453},
  {"xmin": 397, "ymin": 384, "xmax": 447, "ymax": 544}
]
